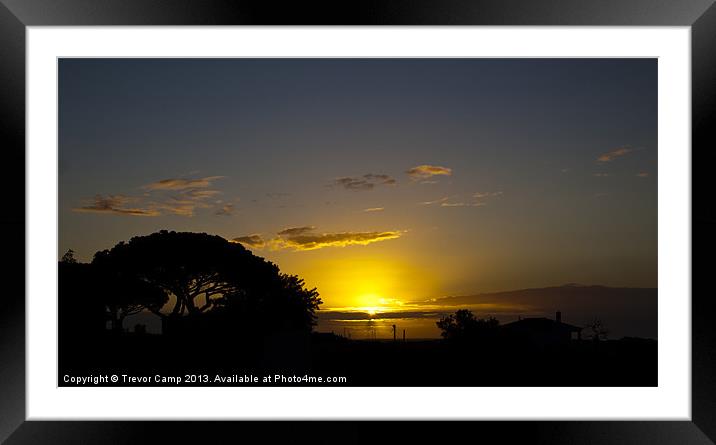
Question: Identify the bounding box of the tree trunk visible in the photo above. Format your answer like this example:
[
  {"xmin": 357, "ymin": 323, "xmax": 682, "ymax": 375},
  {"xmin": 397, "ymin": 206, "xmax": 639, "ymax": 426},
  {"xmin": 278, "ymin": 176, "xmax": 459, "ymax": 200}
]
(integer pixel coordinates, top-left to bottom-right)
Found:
[{"xmin": 112, "ymin": 313, "xmax": 124, "ymax": 333}]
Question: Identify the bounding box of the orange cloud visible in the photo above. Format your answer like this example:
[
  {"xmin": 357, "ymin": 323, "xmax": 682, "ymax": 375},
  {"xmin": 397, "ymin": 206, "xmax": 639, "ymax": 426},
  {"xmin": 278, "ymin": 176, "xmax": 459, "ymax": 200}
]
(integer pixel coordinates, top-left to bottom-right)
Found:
[
  {"xmin": 273, "ymin": 229, "xmax": 403, "ymax": 251},
  {"xmin": 597, "ymin": 147, "xmax": 633, "ymax": 162},
  {"xmin": 235, "ymin": 227, "xmax": 404, "ymax": 251},
  {"xmin": 406, "ymin": 165, "xmax": 452, "ymax": 180}
]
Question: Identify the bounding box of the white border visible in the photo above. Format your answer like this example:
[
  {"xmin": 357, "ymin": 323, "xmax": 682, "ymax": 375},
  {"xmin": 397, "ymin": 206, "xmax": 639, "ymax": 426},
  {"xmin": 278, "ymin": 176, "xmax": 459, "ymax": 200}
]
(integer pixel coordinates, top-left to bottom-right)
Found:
[{"xmin": 27, "ymin": 27, "xmax": 691, "ymax": 420}]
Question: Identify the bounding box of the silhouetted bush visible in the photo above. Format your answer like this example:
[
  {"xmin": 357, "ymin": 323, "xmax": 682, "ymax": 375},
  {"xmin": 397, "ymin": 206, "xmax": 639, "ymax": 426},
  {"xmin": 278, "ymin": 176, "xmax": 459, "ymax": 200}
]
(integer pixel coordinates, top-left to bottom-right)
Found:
[{"xmin": 436, "ymin": 309, "xmax": 500, "ymax": 341}]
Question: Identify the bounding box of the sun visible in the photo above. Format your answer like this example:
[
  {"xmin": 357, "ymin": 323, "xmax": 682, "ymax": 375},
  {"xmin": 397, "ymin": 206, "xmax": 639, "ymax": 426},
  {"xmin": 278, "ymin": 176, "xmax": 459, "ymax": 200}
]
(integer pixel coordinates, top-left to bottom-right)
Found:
[
  {"xmin": 363, "ymin": 307, "xmax": 379, "ymax": 317},
  {"xmin": 355, "ymin": 293, "xmax": 384, "ymax": 316}
]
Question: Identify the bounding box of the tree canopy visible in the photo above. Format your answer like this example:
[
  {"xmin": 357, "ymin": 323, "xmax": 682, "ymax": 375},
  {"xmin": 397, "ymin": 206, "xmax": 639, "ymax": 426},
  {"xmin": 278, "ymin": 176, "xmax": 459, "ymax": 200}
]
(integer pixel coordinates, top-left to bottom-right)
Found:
[
  {"xmin": 90, "ymin": 230, "xmax": 322, "ymax": 334},
  {"xmin": 436, "ymin": 309, "xmax": 500, "ymax": 341}
]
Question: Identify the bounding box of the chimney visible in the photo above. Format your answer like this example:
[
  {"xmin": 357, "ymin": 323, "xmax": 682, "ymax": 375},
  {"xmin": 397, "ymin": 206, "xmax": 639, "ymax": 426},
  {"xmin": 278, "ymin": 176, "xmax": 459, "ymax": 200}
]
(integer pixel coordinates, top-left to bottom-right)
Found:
[{"xmin": 556, "ymin": 311, "xmax": 562, "ymax": 323}]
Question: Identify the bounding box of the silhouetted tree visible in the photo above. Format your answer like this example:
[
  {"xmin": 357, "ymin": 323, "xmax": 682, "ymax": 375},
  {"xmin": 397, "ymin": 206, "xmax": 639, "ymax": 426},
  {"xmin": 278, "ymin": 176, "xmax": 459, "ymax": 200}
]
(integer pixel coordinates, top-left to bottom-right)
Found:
[
  {"xmin": 58, "ymin": 259, "xmax": 106, "ymax": 338},
  {"xmin": 98, "ymin": 271, "xmax": 168, "ymax": 332},
  {"xmin": 436, "ymin": 309, "xmax": 499, "ymax": 341},
  {"xmin": 60, "ymin": 249, "xmax": 77, "ymax": 264},
  {"xmin": 92, "ymin": 230, "xmax": 322, "ymax": 335}
]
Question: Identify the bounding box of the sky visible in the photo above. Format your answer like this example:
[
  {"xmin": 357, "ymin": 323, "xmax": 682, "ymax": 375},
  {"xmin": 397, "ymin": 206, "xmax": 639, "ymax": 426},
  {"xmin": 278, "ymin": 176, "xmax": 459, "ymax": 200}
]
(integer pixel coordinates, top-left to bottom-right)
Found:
[{"xmin": 58, "ymin": 59, "xmax": 657, "ymax": 338}]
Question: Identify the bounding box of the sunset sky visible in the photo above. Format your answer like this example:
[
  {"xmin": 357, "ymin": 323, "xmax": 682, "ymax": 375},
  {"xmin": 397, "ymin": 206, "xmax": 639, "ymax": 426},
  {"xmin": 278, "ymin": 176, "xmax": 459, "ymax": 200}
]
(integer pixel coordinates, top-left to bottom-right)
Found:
[{"xmin": 58, "ymin": 59, "xmax": 657, "ymax": 338}]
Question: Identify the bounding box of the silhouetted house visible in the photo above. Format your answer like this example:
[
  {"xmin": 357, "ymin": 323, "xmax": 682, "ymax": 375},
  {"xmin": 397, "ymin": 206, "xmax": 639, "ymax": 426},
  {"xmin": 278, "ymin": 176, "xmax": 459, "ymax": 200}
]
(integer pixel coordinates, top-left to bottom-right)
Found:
[{"xmin": 501, "ymin": 311, "xmax": 582, "ymax": 348}]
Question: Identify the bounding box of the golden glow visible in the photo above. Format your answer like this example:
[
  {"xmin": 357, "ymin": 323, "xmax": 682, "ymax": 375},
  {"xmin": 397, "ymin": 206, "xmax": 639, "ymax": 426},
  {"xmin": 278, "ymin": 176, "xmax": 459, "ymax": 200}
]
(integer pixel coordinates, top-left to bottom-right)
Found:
[
  {"xmin": 293, "ymin": 255, "xmax": 437, "ymax": 310},
  {"xmin": 357, "ymin": 293, "xmax": 382, "ymax": 308},
  {"xmin": 362, "ymin": 307, "xmax": 379, "ymax": 317}
]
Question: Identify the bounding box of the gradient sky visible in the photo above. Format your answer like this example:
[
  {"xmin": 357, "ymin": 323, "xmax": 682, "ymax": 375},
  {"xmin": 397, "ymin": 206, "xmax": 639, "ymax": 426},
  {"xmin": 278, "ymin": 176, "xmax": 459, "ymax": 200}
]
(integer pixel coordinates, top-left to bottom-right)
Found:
[{"xmin": 59, "ymin": 59, "xmax": 657, "ymax": 337}]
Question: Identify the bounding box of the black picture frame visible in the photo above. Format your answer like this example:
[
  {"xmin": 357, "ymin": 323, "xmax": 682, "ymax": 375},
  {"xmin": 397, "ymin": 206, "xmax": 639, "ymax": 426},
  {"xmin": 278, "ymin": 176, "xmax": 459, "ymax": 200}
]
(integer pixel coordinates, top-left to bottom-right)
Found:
[{"xmin": 1, "ymin": 1, "xmax": 713, "ymax": 443}]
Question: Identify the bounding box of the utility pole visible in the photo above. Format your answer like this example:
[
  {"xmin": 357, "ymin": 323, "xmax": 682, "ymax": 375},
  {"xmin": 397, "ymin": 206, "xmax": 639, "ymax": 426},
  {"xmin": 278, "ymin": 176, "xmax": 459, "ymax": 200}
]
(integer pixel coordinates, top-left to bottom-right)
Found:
[
  {"xmin": 403, "ymin": 329, "xmax": 406, "ymax": 342},
  {"xmin": 392, "ymin": 324, "xmax": 397, "ymax": 342}
]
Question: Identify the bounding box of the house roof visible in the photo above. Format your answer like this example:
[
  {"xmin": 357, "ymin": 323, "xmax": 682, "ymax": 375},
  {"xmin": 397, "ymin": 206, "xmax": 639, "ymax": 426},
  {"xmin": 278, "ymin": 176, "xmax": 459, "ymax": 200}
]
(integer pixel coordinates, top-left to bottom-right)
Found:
[{"xmin": 501, "ymin": 317, "xmax": 582, "ymax": 332}]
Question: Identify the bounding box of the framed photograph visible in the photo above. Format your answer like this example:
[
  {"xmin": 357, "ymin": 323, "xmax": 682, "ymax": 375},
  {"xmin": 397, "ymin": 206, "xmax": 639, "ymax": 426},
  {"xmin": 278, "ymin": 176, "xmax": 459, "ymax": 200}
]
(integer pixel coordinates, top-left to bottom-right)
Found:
[{"xmin": 2, "ymin": 0, "xmax": 713, "ymax": 442}]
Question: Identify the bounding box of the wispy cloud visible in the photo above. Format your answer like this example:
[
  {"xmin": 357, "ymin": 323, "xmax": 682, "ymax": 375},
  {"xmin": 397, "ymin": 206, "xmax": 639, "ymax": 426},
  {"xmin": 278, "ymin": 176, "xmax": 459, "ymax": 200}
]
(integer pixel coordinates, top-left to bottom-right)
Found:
[
  {"xmin": 473, "ymin": 191, "xmax": 503, "ymax": 200},
  {"xmin": 406, "ymin": 165, "xmax": 452, "ymax": 181},
  {"xmin": 364, "ymin": 174, "xmax": 396, "ymax": 184},
  {"xmin": 234, "ymin": 226, "xmax": 404, "ymax": 251},
  {"xmin": 331, "ymin": 174, "xmax": 396, "ymax": 191},
  {"xmin": 420, "ymin": 197, "xmax": 450, "ymax": 206},
  {"xmin": 363, "ymin": 207, "xmax": 385, "ymax": 212},
  {"xmin": 74, "ymin": 175, "xmax": 228, "ymax": 218},
  {"xmin": 151, "ymin": 186, "xmax": 223, "ymax": 217},
  {"xmin": 597, "ymin": 147, "xmax": 634, "ymax": 162},
  {"xmin": 215, "ymin": 204, "xmax": 235, "ymax": 216},
  {"xmin": 440, "ymin": 201, "xmax": 486, "ymax": 208},
  {"xmin": 593, "ymin": 173, "xmax": 611, "ymax": 177},
  {"xmin": 183, "ymin": 189, "xmax": 222, "ymax": 199},
  {"xmin": 73, "ymin": 195, "xmax": 160, "ymax": 217},
  {"xmin": 152, "ymin": 197, "xmax": 211, "ymax": 217},
  {"xmin": 422, "ymin": 191, "xmax": 502, "ymax": 208},
  {"xmin": 277, "ymin": 226, "xmax": 316, "ymax": 237},
  {"xmin": 143, "ymin": 176, "xmax": 224, "ymax": 191},
  {"xmin": 273, "ymin": 229, "xmax": 403, "ymax": 251},
  {"xmin": 636, "ymin": 172, "xmax": 649, "ymax": 178},
  {"xmin": 231, "ymin": 234, "xmax": 265, "ymax": 248}
]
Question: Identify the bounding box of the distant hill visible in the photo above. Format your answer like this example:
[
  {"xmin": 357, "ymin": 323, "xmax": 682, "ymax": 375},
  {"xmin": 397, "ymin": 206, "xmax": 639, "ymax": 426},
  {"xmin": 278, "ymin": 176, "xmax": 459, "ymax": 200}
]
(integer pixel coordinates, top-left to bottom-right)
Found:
[{"xmin": 424, "ymin": 284, "xmax": 657, "ymax": 339}]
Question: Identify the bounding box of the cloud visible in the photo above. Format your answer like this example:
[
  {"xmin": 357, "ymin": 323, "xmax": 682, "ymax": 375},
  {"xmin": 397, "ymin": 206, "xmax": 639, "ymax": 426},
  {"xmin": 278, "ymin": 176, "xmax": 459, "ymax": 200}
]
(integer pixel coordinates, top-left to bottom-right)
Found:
[
  {"xmin": 277, "ymin": 226, "xmax": 316, "ymax": 236},
  {"xmin": 143, "ymin": 176, "xmax": 224, "ymax": 191},
  {"xmin": 420, "ymin": 197, "xmax": 450, "ymax": 205},
  {"xmin": 592, "ymin": 173, "xmax": 611, "ymax": 177},
  {"xmin": 231, "ymin": 234, "xmax": 265, "ymax": 249},
  {"xmin": 152, "ymin": 199, "xmax": 209, "ymax": 217},
  {"xmin": 73, "ymin": 195, "xmax": 160, "ymax": 216},
  {"xmin": 215, "ymin": 204, "xmax": 235, "ymax": 216},
  {"xmin": 334, "ymin": 177, "xmax": 373, "ymax": 191},
  {"xmin": 273, "ymin": 228, "xmax": 403, "ymax": 251},
  {"xmin": 363, "ymin": 174, "xmax": 397, "ymax": 185},
  {"xmin": 363, "ymin": 207, "xmax": 385, "ymax": 212},
  {"xmin": 473, "ymin": 191, "xmax": 503, "ymax": 199},
  {"xmin": 406, "ymin": 165, "xmax": 452, "ymax": 180},
  {"xmin": 636, "ymin": 172, "xmax": 649, "ymax": 178},
  {"xmin": 422, "ymin": 192, "xmax": 502, "ymax": 208},
  {"xmin": 597, "ymin": 147, "xmax": 634, "ymax": 162},
  {"xmin": 183, "ymin": 189, "xmax": 222, "ymax": 199},
  {"xmin": 75, "ymin": 175, "xmax": 228, "ymax": 218},
  {"xmin": 235, "ymin": 226, "xmax": 404, "ymax": 251},
  {"xmin": 150, "ymin": 185, "xmax": 223, "ymax": 217},
  {"xmin": 441, "ymin": 202, "xmax": 486, "ymax": 207},
  {"xmin": 331, "ymin": 174, "xmax": 397, "ymax": 191}
]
